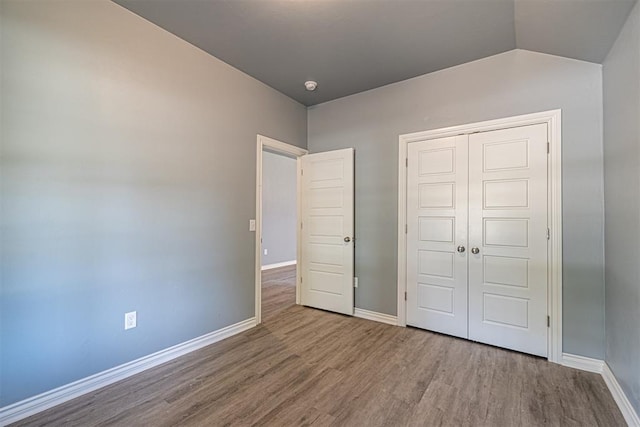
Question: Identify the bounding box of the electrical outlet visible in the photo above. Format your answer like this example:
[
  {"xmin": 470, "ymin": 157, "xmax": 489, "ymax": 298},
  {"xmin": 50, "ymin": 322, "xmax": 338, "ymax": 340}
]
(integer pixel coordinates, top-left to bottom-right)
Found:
[
  {"xmin": 124, "ymin": 311, "xmax": 137, "ymax": 330},
  {"xmin": 249, "ymin": 219, "xmax": 256, "ymax": 231},
  {"xmin": 264, "ymin": 248, "xmax": 268, "ymax": 255},
  {"xmin": 354, "ymin": 277, "xmax": 358, "ymax": 288}
]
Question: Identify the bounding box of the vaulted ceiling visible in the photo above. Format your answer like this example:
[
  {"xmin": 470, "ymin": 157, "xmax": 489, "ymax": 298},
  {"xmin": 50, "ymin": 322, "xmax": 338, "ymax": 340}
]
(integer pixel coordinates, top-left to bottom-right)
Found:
[{"xmin": 114, "ymin": 0, "xmax": 636, "ymax": 106}]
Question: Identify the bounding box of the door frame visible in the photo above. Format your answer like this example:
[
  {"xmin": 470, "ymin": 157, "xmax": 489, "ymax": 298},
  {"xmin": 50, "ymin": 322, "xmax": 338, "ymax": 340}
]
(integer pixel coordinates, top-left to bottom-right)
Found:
[
  {"xmin": 397, "ymin": 110, "xmax": 563, "ymax": 363},
  {"xmin": 255, "ymin": 135, "xmax": 308, "ymax": 324}
]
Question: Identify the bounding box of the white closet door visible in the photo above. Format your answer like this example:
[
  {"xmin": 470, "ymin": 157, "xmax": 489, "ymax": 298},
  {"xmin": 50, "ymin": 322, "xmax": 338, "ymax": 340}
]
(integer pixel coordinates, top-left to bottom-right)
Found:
[
  {"xmin": 407, "ymin": 136, "xmax": 469, "ymax": 338},
  {"xmin": 468, "ymin": 124, "xmax": 548, "ymax": 357},
  {"xmin": 300, "ymin": 148, "xmax": 354, "ymax": 315}
]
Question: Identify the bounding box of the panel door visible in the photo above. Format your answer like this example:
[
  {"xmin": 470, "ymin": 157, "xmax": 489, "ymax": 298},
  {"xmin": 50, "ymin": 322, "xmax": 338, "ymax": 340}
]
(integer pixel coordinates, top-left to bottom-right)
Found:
[
  {"xmin": 468, "ymin": 124, "xmax": 548, "ymax": 357},
  {"xmin": 300, "ymin": 148, "xmax": 354, "ymax": 315},
  {"xmin": 407, "ymin": 136, "xmax": 469, "ymax": 338}
]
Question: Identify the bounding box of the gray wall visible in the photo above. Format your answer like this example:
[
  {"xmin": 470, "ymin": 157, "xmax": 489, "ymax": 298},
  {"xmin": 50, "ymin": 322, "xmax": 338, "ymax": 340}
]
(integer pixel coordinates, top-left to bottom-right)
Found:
[
  {"xmin": 0, "ymin": 0, "xmax": 306, "ymax": 407},
  {"xmin": 603, "ymin": 0, "xmax": 640, "ymax": 415},
  {"xmin": 308, "ymin": 49, "xmax": 606, "ymax": 359},
  {"xmin": 261, "ymin": 152, "xmax": 297, "ymax": 266}
]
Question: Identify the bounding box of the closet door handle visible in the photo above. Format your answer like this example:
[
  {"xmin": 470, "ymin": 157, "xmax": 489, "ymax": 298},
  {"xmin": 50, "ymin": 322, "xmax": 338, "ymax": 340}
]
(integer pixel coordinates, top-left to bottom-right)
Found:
[
  {"xmin": 457, "ymin": 245, "xmax": 466, "ymax": 253},
  {"xmin": 471, "ymin": 247, "xmax": 480, "ymax": 254}
]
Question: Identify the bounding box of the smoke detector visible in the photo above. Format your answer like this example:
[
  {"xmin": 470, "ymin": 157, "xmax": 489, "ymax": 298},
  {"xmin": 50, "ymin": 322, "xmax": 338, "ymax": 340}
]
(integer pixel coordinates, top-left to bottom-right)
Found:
[{"xmin": 304, "ymin": 81, "xmax": 318, "ymax": 91}]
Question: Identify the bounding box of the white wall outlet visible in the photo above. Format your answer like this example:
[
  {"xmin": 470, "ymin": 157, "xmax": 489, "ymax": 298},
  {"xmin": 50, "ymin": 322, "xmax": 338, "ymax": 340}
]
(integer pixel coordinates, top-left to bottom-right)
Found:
[
  {"xmin": 249, "ymin": 219, "xmax": 256, "ymax": 231},
  {"xmin": 264, "ymin": 248, "xmax": 268, "ymax": 255},
  {"xmin": 124, "ymin": 311, "xmax": 137, "ymax": 330},
  {"xmin": 354, "ymin": 277, "xmax": 358, "ymax": 288}
]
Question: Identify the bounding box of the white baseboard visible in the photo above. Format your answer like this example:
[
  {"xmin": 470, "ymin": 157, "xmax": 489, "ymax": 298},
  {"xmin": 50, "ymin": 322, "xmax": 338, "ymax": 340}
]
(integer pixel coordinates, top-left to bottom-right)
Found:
[
  {"xmin": 354, "ymin": 308, "xmax": 398, "ymax": 326},
  {"xmin": 0, "ymin": 317, "xmax": 257, "ymax": 426},
  {"xmin": 261, "ymin": 260, "xmax": 296, "ymax": 271},
  {"xmin": 561, "ymin": 354, "xmax": 639, "ymax": 426},
  {"xmin": 561, "ymin": 352, "xmax": 604, "ymax": 373},
  {"xmin": 603, "ymin": 363, "xmax": 640, "ymax": 426}
]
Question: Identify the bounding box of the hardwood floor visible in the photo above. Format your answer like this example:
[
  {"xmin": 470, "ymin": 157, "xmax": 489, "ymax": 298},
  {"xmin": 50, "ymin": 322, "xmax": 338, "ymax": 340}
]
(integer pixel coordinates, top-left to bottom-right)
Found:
[
  {"xmin": 14, "ymin": 265, "xmax": 624, "ymax": 426},
  {"xmin": 261, "ymin": 265, "xmax": 297, "ymax": 322}
]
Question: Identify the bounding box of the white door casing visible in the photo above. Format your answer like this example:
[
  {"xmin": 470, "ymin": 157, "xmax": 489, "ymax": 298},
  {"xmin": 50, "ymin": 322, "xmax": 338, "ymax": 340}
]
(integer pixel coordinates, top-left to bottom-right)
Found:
[
  {"xmin": 300, "ymin": 148, "xmax": 354, "ymax": 315},
  {"xmin": 407, "ymin": 135, "xmax": 469, "ymax": 338},
  {"xmin": 467, "ymin": 124, "xmax": 548, "ymax": 357}
]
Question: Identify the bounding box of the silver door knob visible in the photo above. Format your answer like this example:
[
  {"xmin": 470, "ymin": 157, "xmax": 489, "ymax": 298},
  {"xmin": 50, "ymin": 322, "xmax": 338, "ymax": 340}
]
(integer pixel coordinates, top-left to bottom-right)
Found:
[
  {"xmin": 457, "ymin": 245, "xmax": 466, "ymax": 253},
  {"xmin": 344, "ymin": 237, "xmax": 351, "ymax": 243},
  {"xmin": 471, "ymin": 247, "xmax": 480, "ymax": 254}
]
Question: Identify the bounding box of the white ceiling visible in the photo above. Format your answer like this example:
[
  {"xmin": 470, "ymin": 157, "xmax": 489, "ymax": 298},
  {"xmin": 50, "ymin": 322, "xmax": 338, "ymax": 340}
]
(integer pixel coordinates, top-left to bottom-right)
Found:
[{"xmin": 114, "ymin": 0, "xmax": 636, "ymax": 106}]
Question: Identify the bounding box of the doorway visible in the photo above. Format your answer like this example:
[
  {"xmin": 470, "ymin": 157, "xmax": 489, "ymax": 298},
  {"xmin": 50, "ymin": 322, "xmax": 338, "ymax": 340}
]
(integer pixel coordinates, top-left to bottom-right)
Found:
[
  {"xmin": 255, "ymin": 136, "xmax": 356, "ymax": 323},
  {"xmin": 261, "ymin": 150, "xmax": 298, "ymax": 321},
  {"xmin": 255, "ymin": 135, "xmax": 307, "ymax": 324}
]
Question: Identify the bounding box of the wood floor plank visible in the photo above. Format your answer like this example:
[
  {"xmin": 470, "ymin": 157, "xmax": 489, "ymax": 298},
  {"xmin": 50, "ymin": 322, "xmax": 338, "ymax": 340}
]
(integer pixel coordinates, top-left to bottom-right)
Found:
[{"xmin": 12, "ymin": 266, "xmax": 626, "ymax": 426}]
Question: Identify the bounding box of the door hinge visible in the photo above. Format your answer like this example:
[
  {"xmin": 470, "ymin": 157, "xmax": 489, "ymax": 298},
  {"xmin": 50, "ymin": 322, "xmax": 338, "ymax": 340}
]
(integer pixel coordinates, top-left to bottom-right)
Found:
[
  {"xmin": 301, "ymin": 169, "xmax": 304, "ymax": 176},
  {"xmin": 547, "ymin": 142, "xmax": 550, "ymax": 154},
  {"xmin": 301, "ymin": 222, "xmax": 303, "ymax": 230},
  {"xmin": 405, "ymin": 224, "xmax": 408, "ymax": 234},
  {"xmin": 547, "ymin": 315, "xmax": 550, "ymax": 327},
  {"xmin": 404, "ymin": 291, "xmax": 407, "ymax": 301},
  {"xmin": 300, "ymin": 276, "xmax": 303, "ymax": 283},
  {"xmin": 406, "ymin": 158, "xmax": 408, "ymax": 167},
  {"xmin": 547, "ymin": 228, "xmax": 550, "ymax": 240}
]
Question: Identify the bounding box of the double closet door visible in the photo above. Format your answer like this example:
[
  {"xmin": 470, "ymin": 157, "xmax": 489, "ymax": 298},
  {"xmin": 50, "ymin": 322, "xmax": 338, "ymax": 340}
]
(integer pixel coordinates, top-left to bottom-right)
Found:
[{"xmin": 406, "ymin": 123, "xmax": 549, "ymax": 357}]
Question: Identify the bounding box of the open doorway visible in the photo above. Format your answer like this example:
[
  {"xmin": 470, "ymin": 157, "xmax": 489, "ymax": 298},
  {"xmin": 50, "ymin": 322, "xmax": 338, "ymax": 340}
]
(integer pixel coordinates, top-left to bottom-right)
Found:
[
  {"xmin": 261, "ymin": 150, "xmax": 297, "ymax": 321},
  {"xmin": 255, "ymin": 135, "xmax": 307, "ymax": 324}
]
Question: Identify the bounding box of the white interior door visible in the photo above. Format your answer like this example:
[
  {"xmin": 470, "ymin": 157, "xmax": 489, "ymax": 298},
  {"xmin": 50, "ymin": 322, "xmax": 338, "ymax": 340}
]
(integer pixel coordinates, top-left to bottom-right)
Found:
[
  {"xmin": 468, "ymin": 124, "xmax": 548, "ymax": 357},
  {"xmin": 407, "ymin": 136, "xmax": 469, "ymax": 338},
  {"xmin": 300, "ymin": 148, "xmax": 354, "ymax": 315}
]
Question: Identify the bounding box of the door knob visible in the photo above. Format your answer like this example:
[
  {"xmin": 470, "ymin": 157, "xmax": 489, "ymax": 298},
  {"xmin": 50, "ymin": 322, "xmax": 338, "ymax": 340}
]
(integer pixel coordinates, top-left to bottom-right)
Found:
[
  {"xmin": 457, "ymin": 245, "xmax": 466, "ymax": 253},
  {"xmin": 471, "ymin": 247, "xmax": 480, "ymax": 254},
  {"xmin": 344, "ymin": 237, "xmax": 351, "ymax": 243}
]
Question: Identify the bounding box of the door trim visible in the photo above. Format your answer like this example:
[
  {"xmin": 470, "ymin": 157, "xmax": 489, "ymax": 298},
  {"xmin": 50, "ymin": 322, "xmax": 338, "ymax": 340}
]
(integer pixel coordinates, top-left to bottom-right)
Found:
[
  {"xmin": 397, "ymin": 110, "xmax": 563, "ymax": 363},
  {"xmin": 255, "ymin": 135, "xmax": 308, "ymax": 324}
]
